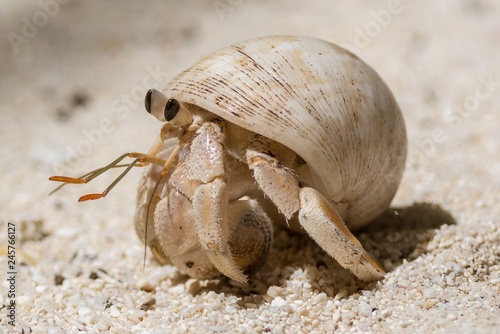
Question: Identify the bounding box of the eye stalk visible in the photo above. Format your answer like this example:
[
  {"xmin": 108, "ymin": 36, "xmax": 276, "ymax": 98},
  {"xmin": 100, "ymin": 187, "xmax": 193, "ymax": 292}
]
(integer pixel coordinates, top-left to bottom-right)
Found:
[{"xmin": 144, "ymin": 89, "xmax": 193, "ymax": 127}]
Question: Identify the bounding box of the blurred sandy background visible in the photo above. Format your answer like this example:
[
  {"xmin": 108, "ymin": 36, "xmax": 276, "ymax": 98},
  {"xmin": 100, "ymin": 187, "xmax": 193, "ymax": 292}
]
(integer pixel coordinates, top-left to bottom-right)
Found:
[{"xmin": 0, "ymin": 0, "xmax": 499, "ymax": 333}]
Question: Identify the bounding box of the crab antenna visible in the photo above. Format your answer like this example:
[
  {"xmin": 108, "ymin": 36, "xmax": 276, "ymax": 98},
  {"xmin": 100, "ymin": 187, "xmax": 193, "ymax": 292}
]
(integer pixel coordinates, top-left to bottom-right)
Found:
[
  {"xmin": 49, "ymin": 152, "xmax": 134, "ymax": 186},
  {"xmin": 143, "ymin": 140, "xmax": 184, "ymax": 269},
  {"xmin": 78, "ymin": 158, "xmax": 141, "ymax": 201},
  {"xmin": 49, "ymin": 152, "xmax": 166, "ymax": 200},
  {"xmin": 48, "ymin": 163, "xmax": 144, "ymax": 196},
  {"xmin": 49, "ymin": 169, "xmax": 97, "ymax": 195},
  {"xmin": 142, "ymin": 169, "xmax": 167, "ymax": 270}
]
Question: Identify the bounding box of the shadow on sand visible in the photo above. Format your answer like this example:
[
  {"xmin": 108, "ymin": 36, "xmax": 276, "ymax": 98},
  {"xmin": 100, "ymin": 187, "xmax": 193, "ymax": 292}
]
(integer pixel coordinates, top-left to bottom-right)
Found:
[{"xmin": 167, "ymin": 202, "xmax": 456, "ymax": 301}]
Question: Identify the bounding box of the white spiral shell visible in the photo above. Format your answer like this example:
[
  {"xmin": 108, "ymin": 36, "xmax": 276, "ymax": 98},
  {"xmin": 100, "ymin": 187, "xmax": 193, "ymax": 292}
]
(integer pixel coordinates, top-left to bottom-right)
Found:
[{"xmin": 160, "ymin": 35, "xmax": 407, "ymax": 229}]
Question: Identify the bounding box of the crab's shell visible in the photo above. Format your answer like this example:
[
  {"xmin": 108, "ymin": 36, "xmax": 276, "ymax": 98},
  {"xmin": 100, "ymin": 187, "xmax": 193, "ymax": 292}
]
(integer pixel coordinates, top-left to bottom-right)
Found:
[{"xmin": 161, "ymin": 35, "xmax": 407, "ymax": 229}]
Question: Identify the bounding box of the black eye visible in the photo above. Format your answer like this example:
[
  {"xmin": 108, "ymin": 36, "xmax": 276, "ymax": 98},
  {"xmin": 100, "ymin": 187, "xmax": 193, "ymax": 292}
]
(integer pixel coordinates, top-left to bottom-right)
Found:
[
  {"xmin": 164, "ymin": 99, "xmax": 180, "ymax": 121},
  {"xmin": 144, "ymin": 89, "xmax": 153, "ymax": 113}
]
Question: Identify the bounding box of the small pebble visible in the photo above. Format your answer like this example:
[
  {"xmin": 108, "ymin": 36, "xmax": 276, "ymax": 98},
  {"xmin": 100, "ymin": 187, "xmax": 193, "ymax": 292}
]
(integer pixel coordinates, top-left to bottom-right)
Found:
[
  {"xmin": 271, "ymin": 297, "xmax": 288, "ymax": 308},
  {"xmin": 109, "ymin": 306, "xmax": 121, "ymax": 318},
  {"xmin": 78, "ymin": 307, "xmax": 91, "ymax": 317}
]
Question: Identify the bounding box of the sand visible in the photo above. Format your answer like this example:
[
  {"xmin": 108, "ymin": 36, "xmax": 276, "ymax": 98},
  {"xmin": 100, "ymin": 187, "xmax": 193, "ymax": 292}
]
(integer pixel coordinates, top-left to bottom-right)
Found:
[{"xmin": 0, "ymin": 0, "xmax": 499, "ymax": 333}]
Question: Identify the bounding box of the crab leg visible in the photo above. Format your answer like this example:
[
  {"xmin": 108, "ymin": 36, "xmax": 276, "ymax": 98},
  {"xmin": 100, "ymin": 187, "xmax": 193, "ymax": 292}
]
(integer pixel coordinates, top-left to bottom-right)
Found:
[
  {"xmin": 297, "ymin": 188, "xmax": 385, "ymax": 281},
  {"xmin": 185, "ymin": 122, "xmax": 248, "ymax": 282},
  {"xmin": 246, "ymin": 136, "xmax": 385, "ymax": 281}
]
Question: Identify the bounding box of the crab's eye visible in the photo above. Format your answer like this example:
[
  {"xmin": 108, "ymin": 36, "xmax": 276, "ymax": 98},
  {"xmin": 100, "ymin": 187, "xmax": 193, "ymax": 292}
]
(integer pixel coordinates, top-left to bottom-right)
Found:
[
  {"xmin": 145, "ymin": 89, "xmax": 169, "ymax": 120},
  {"xmin": 144, "ymin": 88, "xmax": 192, "ymax": 126},
  {"xmin": 144, "ymin": 89, "xmax": 170, "ymax": 122},
  {"xmin": 164, "ymin": 99, "xmax": 180, "ymax": 121},
  {"xmin": 144, "ymin": 89, "xmax": 153, "ymax": 113}
]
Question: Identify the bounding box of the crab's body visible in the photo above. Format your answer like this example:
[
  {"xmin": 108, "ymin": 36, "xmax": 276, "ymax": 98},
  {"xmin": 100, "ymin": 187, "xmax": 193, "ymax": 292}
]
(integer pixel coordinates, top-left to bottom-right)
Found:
[
  {"xmin": 134, "ymin": 102, "xmax": 395, "ymax": 282},
  {"xmin": 51, "ymin": 36, "xmax": 406, "ymax": 283}
]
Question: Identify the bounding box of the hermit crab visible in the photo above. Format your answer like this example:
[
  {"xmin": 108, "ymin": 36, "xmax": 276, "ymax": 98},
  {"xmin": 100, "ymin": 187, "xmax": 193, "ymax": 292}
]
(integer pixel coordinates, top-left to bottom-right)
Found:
[{"xmin": 50, "ymin": 35, "xmax": 407, "ymax": 283}]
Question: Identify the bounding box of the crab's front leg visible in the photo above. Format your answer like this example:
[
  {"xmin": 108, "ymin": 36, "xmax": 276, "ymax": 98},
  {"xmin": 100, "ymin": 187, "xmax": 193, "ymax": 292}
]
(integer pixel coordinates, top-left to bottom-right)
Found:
[
  {"xmin": 187, "ymin": 122, "xmax": 245, "ymax": 282},
  {"xmin": 172, "ymin": 121, "xmax": 264, "ymax": 283},
  {"xmin": 246, "ymin": 136, "xmax": 385, "ymax": 282}
]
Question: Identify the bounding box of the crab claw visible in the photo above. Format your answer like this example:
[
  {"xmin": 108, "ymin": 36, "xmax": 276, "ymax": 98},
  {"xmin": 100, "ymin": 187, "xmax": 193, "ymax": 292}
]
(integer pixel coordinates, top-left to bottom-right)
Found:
[{"xmin": 154, "ymin": 187, "xmax": 272, "ymax": 282}]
